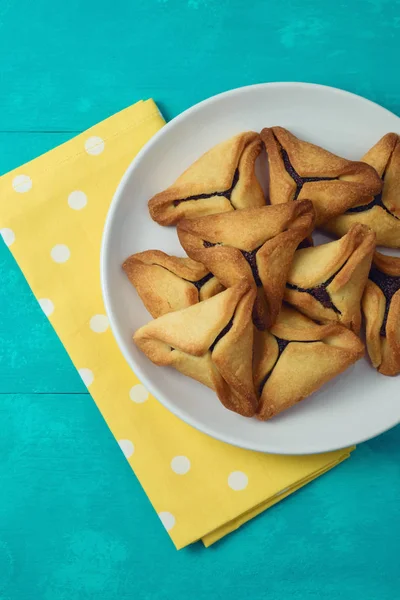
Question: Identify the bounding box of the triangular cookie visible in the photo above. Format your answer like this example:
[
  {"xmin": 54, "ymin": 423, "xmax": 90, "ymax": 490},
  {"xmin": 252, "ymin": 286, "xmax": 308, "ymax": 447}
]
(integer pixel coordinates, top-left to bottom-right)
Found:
[
  {"xmin": 325, "ymin": 133, "xmax": 400, "ymax": 248},
  {"xmin": 134, "ymin": 283, "xmax": 258, "ymax": 416},
  {"xmin": 148, "ymin": 132, "xmax": 265, "ymax": 225},
  {"xmin": 285, "ymin": 223, "xmax": 376, "ymax": 333},
  {"xmin": 254, "ymin": 306, "xmax": 364, "ymax": 420},
  {"xmin": 261, "ymin": 127, "xmax": 382, "ymax": 225},
  {"xmin": 177, "ymin": 200, "xmax": 315, "ymax": 329},
  {"xmin": 362, "ymin": 251, "xmax": 400, "ymax": 376},
  {"xmin": 123, "ymin": 250, "xmax": 223, "ymax": 318}
]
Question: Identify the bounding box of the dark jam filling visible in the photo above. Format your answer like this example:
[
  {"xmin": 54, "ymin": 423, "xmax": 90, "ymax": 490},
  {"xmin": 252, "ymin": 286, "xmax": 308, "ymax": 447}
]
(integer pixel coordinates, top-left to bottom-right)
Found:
[
  {"xmin": 258, "ymin": 336, "xmax": 317, "ymax": 395},
  {"xmin": 276, "ymin": 336, "xmax": 290, "ymax": 354},
  {"xmin": 173, "ymin": 169, "xmax": 240, "ymax": 207},
  {"xmin": 346, "ymin": 189, "xmax": 399, "ymax": 220},
  {"xmin": 258, "ymin": 336, "xmax": 289, "ymax": 395},
  {"xmin": 191, "ymin": 272, "xmax": 214, "ymax": 291},
  {"xmin": 297, "ymin": 237, "xmax": 313, "ymax": 250},
  {"xmin": 202, "ymin": 242, "xmax": 262, "ymax": 287},
  {"xmin": 369, "ymin": 266, "xmax": 400, "ymax": 336},
  {"xmin": 209, "ymin": 318, "xmax": 234, "ymax": 353},
  {"xmin": 286, "ymin": 269, "xmax": 342, "ymax": 315},
  {"xmin": 241, "ymin": 248, "xmax": 262, "ymax": 287},
  {"xmin": 281, "ymin": 148, "xmax": 336, "ymax": 200}
]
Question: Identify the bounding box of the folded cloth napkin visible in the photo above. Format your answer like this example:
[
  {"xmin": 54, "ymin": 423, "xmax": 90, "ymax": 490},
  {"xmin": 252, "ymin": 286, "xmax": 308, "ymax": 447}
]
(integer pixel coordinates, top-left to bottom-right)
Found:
[{"xmin": 0, "ymin": 99, "xmax": 354, "ymax": 549}]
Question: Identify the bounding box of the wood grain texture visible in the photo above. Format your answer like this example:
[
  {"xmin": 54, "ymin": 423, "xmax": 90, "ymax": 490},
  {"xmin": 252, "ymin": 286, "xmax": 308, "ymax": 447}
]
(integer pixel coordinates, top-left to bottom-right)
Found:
[
  {"xmin": 0, "ymin": 132, "xmax": 75, "ymax": 173},
  {"xmin": 1, "ymin": 394, "xmax": 400, "ymax": 599},
  {"xmin": 0, "ymin": 0, "xmax": 399, "ymax": 131},
  {"xmin": 1, "ymin": 0, "xmax": 400, "ymax": 596}
]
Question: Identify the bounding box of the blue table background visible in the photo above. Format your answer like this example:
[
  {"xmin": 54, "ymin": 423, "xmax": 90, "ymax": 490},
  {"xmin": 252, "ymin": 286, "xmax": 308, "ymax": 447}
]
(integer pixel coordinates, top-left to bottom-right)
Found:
[{"xmin": 1, "ymin": 1, "xmax": 400, "ymax": 598}]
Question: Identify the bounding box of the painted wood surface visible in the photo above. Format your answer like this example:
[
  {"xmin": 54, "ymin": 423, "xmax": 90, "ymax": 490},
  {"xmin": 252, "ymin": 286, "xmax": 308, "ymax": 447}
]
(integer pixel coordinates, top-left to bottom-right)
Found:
[{"xmin": 1, "ymin": 0, "xmax": 400, "ymax": 597}]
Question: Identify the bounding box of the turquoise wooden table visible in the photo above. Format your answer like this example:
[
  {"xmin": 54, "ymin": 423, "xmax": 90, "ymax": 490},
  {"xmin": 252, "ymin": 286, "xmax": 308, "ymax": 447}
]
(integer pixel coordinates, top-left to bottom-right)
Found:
[{"xmin": 1, "ymin": 1, "xmax": 400, "ymax": 598}]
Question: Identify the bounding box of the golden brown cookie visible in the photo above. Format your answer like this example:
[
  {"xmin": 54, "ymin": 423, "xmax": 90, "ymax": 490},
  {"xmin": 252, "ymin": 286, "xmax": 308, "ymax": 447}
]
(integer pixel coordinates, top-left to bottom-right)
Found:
[
  {"xmin": 284, "ymin": 224, "xmax": 376, "ymax": 333},
  {"xmin": 325, "ymin": 133, "xmax": 400, "ymax": 248},
  {"xmin": 254, "ymin": 306, "xmax": 364, "ymax": 420},
  {"xmin": 177, "ymin": 200, "xmax": 315, "ymax": 329},
  {"xmin": 261, "ymin": 127, "xmax": 382, "ymax": 226},
  {"xmin": 148, "ymin": 132, "xmax": 265, "ymax": 225},
  {"xmin": 362, "ymin": 251, "xmax": 400, "ymax": 376},
  {"xmin": 134, "ymin": 283, "xmax": 258, "ymax": 416},
  {"xmin": 122, "ymin": 250, "xmax": 224, "ymax": 318}
]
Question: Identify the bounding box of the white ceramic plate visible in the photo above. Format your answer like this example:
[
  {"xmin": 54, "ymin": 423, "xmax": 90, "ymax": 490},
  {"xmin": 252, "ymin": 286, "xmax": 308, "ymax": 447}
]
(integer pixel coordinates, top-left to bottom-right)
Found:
[{"xmin": 101, "ymin": 82, "xmax": 400, "ymax": 455}]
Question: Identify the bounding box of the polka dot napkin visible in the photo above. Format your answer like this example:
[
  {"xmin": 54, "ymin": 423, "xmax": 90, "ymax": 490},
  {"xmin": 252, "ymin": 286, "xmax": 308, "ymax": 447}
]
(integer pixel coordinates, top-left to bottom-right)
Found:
[{"xmin": 0, "ymin": 100, "xmax": 354, "ymax": 549}]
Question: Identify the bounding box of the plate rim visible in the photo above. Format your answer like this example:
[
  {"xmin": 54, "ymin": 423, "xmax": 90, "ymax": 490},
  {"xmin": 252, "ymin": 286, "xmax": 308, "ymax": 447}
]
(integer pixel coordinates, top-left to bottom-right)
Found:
[{"xmin": 101, "ymin": 81, "xmax": 400, "ymax": 455}]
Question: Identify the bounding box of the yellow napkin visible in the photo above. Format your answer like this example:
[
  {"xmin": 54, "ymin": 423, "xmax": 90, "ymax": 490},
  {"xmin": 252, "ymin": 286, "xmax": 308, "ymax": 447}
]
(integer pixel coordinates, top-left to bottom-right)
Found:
[{"xmin": 0, "ymin": 100, "xmax": 353, "ymax": 549}]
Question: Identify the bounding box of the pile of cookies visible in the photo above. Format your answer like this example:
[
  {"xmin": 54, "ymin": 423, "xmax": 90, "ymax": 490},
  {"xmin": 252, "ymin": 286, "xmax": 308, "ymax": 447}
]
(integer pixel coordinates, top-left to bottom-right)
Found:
[{"xmin": 123, "ymin": 128, "xmax": 400, "ymax": 420}]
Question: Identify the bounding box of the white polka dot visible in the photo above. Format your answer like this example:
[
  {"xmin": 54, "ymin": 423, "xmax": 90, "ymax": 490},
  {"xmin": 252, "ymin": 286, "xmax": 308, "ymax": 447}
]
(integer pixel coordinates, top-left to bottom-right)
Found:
[
  {"xmin": 0, "ymin": 228, "xmax": 15, "ymax": 247},
  {"xmin": 89, "ymin": 314, "xmax": 109, "ymax": 333},
  {"xmin": 118, "ymin": 439, "xmax": 134, "ymax": 458},
  {"xmin": 84, "ymin": 136, "xmax": 105, "ymax": 156},
  {"xmin": 38, "ymin": 298, "xmax": 54, "ymax": 317},
  {"xmin": 129, "ymin": 384, "xmax": 149, "ymax": 404},
  {"xmin": 50, "ymin": 244, "xmax": 70, "ymax": 263},
  {"xmin": 78, "ymin": 368, "xmax": 94, "ymax": 387},
  {"xmin": 12, "ymin": 174, "xmax": 32, "ymax": 193},
  {"xmin": 228, "ymin": 471, "xmax": 248, "ymax": 491},
  {"xmin": 171, "ymin": 456, "xmax": 191, "ymax": 475},
  {"xmin": 158, "ymin": 512, "xmax": 175, "ymax": 531},
  {"xmin": 68, "ymin": 190, "xmax": 87, "ymax": 210}
]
